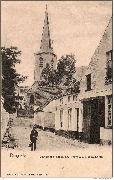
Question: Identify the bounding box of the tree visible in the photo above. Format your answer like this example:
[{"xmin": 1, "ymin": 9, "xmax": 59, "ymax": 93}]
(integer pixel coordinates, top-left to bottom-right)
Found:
[
  {"xmin": 40, "ymin": 63, "xmax": 52, "ymax": 86},
  {"xmin": 1, "ymin": 46, "xmax": 27, "ymax": 114},
  {"xmin": 56, "ymin": 54, "xmax": 76, "ymax": 85},
  {"xmin": 40, "ymin": 54, "xmax": 77, "ymax": 88},
  {"xmin": 49, "ymin": 70, "xmax": 58, "ymax": 86},
  {"xmin": 66, "ymin": 78, "xmax": 80, "ymax": 94},
  {"xmin": 39, "ymin": 54, "xmax": 80, "ymax": 94}
]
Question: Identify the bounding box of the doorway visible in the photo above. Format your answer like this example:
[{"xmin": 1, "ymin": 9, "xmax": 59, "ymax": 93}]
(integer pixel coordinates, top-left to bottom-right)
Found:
[
  {"xmin": 83, "ymin": 96, "xmax": 105, "ymax": 144},
  {"xmin": 90, "ymin": 98, "xmax": 100, "ymax": 144}
]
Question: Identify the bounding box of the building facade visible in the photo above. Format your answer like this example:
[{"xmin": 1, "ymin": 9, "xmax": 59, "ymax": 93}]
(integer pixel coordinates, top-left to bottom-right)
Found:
[
  {"xmin": 34, "ymin": 6, "xmax": 57, "ymax": 82},
  {"xmin": 43, "ymin": 17, "xmax": 112, "ymax": 144},
  {"xmin": 79, "ymin": 17, "xmax": 112, "ymax": 144},
  {"xmin": 55, "ymin": 94, "xmax": 81, "ymax": 137}
]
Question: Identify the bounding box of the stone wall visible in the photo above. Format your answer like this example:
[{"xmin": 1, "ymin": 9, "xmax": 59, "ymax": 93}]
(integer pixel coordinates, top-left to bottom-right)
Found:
[
  {"xmin": 13, "ymin": 117, "xmax": 34, "ymax": 127},
  {"xmin": 34, "ymin": 111, "xmax": 55, "ymax": 129},
  {"xmin": 17, "ymin": 109, "xmax": 34, "ymax": 118}
]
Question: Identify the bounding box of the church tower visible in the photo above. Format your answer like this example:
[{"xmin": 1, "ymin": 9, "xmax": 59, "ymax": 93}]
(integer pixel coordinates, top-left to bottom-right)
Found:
[{"xmin": 34, "ymin": 5, "xmax": 57, "ymax": 81}]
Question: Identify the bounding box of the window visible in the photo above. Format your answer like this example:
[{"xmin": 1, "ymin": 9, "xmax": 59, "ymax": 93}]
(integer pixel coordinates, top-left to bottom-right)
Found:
[
  {"xmin": 68, "ymin": 108, "xmax": 72, "ymax": 129},
  {"xmin": 105, "ymin": 50, "xmax": 112, "ymax": 84},
  {"xmin": 39, "ymin": 57, "xmax": 43, "ymax": 68},
  {"xmin": 68, "ymin": 96, "xmax": 71, "ymax": 102},
  {"xmin": 30, "ymin": 94, "xmax": 34, "ymax": 104},
  {"xmin": 73, "ymin": 94, "xmax": 77, "ymax": 101},
  {"xmin": 51, "ymin": 59, "xmax": 54, "ymax": 69},
  {"xmin": 60, "ymin": 98, "xmax": 63, "ymax": 104},
  {"xmin": 49, "ymin": 39, "xmax": 51, "ymax": 48},
  {"xmin": 107, "ymin": 95, "xmax": 112, "ymax": 127},
  {"xmin": 86, "ymin": 74, "xmax": 91, "ymax": 91},
  {"xmin": 60, "ymin": 109, "xmax": 63, "ymax": 128}
]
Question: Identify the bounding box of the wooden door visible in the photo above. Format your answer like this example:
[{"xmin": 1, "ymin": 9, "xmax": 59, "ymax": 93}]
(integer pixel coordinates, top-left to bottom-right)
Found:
[
  {"xmin": 90, "ymin": 98, "xmax": 100, "ymax": 144},
  {"xmin": 83, "ymin": 100, "xmax": 91, "ymax": 143}
]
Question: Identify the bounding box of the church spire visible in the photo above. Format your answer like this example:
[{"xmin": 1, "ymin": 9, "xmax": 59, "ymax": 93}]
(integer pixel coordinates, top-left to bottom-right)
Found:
[{"xmin": 40, "ymin": 5, "xmax": 53, "ymax": 53}]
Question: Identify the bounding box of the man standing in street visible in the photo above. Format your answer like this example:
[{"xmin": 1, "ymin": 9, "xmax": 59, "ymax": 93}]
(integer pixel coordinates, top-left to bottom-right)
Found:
[{"xmin": 30, "ymin": 125, "xmax": 38, "ymax": 151}]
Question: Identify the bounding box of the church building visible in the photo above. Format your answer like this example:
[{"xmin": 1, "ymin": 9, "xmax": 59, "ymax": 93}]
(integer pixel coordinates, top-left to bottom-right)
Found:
[
  {"xmin": 34, "ymin": 5, "xmax": 57, "ymax": 82},
  {"xmin": 23, "ymin": 5, "xmax": 57, "ymax": 114}
]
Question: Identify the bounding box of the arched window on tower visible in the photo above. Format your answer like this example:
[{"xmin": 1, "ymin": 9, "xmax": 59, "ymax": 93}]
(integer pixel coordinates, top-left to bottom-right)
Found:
[
  {"xmin": 39, "ymin": 57, "xmax": 44, "ymax": 68},
  {"xmin": 30, "ymin": 94, "xmax": 34, "ymax": 104},
  {"xmin": 51, "ymin": 59, "xmax": 54, "ymax": 69}
]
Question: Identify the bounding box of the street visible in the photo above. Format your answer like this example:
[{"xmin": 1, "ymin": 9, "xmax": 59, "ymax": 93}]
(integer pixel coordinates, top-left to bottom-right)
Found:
[
  {"xmin": 1, "ymin": 118, "xmax": 112, "ymax": 178},
  {"xmin": 11, "ymin": 126, "xmax": 89, "ymax": 151},
  {"xmin": 2, "ymin": 116, "xmax": 112, "ymax": 151}
]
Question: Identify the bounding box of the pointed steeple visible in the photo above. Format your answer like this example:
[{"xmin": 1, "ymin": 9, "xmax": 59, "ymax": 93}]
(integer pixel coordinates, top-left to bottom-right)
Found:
[{"xmin": 40, "ymin": 5, "xmax": 53, "ymax": 53}]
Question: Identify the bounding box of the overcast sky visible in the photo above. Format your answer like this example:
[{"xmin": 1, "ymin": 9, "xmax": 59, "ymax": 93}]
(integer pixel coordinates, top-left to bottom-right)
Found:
[{"xmin": 1, "ymin": 1, "xmax": 112, "ymax": 86}]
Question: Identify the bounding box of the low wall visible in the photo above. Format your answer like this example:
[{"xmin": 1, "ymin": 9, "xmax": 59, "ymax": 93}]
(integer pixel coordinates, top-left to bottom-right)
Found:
[
  {"xmin": 34, "ymin": 112, "xmax": 55, "ymax": 128},
  {"xmin": 13, "ymin": 117, "xmax": 34, "ymax": 127},
  {"xmin": 17, "ymin": 109, "xmax": 34, "ymax": 118}
]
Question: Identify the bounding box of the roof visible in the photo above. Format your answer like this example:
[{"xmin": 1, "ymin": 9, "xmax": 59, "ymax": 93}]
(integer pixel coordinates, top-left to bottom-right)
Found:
[{"xmin": 39, "ymin": 5, "xmax": 54, "ymax": 54}]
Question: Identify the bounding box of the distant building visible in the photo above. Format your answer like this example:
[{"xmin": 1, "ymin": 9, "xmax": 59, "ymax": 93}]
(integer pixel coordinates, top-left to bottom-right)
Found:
[
  {"xmin": 79, "ymin": 17, "xmax": 112, "ymax": 144},
  {"xmin": 34, "ymin": 5, "xmax": 57, "ymax": 82}
]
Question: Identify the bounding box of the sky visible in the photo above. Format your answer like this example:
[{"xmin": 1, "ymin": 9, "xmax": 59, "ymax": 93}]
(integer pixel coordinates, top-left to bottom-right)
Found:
[{"xmin": 1, "ymin": 1, "xmax": 112, "ymax": 86}]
